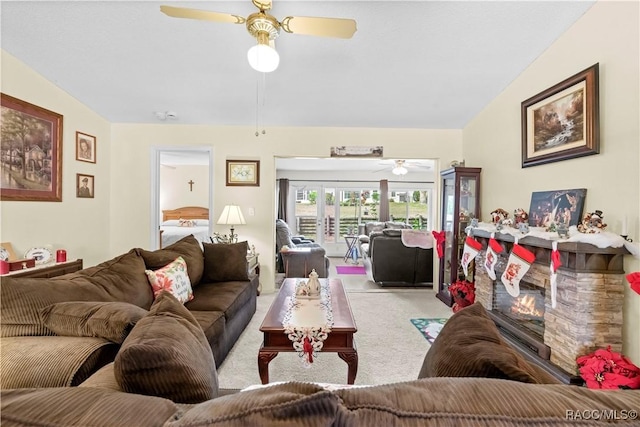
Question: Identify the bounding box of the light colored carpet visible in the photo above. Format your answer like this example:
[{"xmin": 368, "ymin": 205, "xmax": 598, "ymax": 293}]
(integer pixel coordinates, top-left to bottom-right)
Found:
[{"xmin": 217, "ymin": 274, "xmax": 453, "ymax": 388}]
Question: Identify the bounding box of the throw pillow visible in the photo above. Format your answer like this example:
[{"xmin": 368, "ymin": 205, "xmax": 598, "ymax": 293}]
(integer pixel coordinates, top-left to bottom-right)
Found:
[
  {"xmin": 138, "ymin": 235, "xmax": 204, "ymax": 286},
  {"xmin": 202, "ymin": 241, "xmax": 249, "ymax": 283},
  {"xmin": 40, "ymin": 301, "xmax": 148, "ymax": 344},
  {"xmin": 145, "ymin": 256, "xmax": 194, "ymax": 303},
  {"xmin": 418, "ymin": 302, "xmax": 545, "ymax": 383},
  {"xmin": 114, "ymin": 291, "xmax": 218, "ymax": 403}
]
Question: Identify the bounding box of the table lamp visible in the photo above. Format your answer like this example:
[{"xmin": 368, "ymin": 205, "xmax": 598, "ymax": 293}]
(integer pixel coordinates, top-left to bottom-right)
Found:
[{"xmin": 216, "ymin": 204, "xmax": 246, "ymax": 243}]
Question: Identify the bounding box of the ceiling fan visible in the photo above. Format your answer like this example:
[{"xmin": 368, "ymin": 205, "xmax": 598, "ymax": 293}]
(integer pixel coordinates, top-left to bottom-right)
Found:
[
  {"xmin": 374, "ymin": 160, "xmax": 432, "ymax": 176},
  {"xmin": 160, "ymin": 0, "xmax": 357, "ymax": 73}
]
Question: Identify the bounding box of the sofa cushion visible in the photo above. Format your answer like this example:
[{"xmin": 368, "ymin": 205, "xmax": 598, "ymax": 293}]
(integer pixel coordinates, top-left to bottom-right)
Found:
[
  {"xmin": 145, "ymin": 256, "xmax": 194, "ymax": 303},
  {"xmin": 138, "ymin": 234, "xmax": 204, "ymax": 286},
  {"xmin": 1, "ymin": 249, "xmax": 150, "ymax": 337},
  {"xmin": 190, "ymin": 310, "xmax": 226, "ymax": 346},
  {"xmin": 0, "ymin": 336, "xmax": 118, "ymax": 388},
  {"xmin": 78, "ymin": 362, "xmax": 122, "ymax": 392},
  {"xmin": 40, "ymin": 301, "xmax": 148, "ymax": 344},
  {"xmin": 418, "ymin": 302, "xmax": 546, "ymax": 383},
  {"xmin": 185, "ymin": 280, "xmax": 254, "ymax": 320},
  {"xmin": 0, "ymin": 387, "xmax": 179, "ymax": 426},
  {"xmin": 114, "ymin": 291, "xmax": 219, "ymax": 403},
  {"xmin": 202, "ymin": 241, "xmax": 249, "ymax": 283}
]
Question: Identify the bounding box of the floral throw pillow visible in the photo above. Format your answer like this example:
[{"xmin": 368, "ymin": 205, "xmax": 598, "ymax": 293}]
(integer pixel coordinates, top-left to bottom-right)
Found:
[{"xmin": 145, "ymin": 256, "xmax": 194, "ymax": 303}]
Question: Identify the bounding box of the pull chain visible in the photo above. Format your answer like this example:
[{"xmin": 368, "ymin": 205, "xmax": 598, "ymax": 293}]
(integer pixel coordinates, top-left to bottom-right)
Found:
[{"xmin": 255, "ymin": 73, "xmax": 267, "ymax": 137}]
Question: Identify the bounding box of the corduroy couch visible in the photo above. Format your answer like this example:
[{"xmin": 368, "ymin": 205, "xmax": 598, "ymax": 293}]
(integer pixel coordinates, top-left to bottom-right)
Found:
[
  {"xmin": 2, "ymin": 302, "xmax": 639, "ymax": 426},
  {"xmin": 0, "ymin": 235, "xmax": 259, "ymax": 390}
]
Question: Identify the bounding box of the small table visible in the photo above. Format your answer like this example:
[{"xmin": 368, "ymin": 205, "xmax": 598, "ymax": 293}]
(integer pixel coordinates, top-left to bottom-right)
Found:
[
  {"xmin": 258, "ymin": 278, "xmax": 358, "ymax": 384},
  {"xmin": 343, "ymin": 235, "xmax": 359, "ymax": 264}
]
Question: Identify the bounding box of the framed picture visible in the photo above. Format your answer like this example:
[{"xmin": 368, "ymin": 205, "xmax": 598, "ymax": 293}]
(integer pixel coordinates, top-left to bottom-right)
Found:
[
  {"xmin": 527, "ymin": 188, "xmax": 587, "ymax": 228},
  {"xmin": 226, "ymin": 160, "xmax": 260, "ymax": 186},
  {"xmin": 330, "ymin": 146, "xmax": 383, "ymax": 158},
  {"xmin": 0, "ymin": 93, "xmax": 63, "ymax": 201},
  {"xmin": 76, "ymin": 173, "xmax": 94, "ymax": 198},
  {"xmin": 76, "ymin": 131, "xmax": 96, "ymax": 163},
  {"xmin": 521, "ymin": 64, "xmax": 599, "ymax": 168}
]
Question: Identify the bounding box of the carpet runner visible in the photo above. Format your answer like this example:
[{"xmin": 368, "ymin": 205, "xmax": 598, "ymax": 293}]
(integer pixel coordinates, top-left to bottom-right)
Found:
[
  {"xmin": 336, "ymin": 265, "xmax": 366, "ymax": 275},
  {"xmin": 410, "ymin": 318, "xmax": 448, "ymax": 344}
]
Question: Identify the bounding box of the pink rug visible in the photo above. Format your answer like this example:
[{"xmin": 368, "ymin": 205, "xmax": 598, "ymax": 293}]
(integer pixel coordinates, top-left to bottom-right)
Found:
[{"xmin": 336, "ymin": 265, "xmax": 366, "ymax": 275}]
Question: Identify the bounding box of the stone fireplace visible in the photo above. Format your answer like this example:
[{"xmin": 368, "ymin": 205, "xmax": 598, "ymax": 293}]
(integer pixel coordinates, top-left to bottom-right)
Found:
[{"xmin": 472, "ymin": 229, "xmax": 628, "ymax": 384}]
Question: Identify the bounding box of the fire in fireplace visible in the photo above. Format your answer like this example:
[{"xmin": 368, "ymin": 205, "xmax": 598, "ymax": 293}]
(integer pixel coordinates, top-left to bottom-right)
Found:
[{"xmin": 493, "ymin": 281, "xmax": 545, "ymax": 340}]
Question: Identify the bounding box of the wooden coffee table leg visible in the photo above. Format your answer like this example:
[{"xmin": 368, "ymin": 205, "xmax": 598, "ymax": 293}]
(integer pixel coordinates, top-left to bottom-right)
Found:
[
  {"xmin": 258, "ymin": 350, "xmax": 278, "ymax": 384},
  {"xmin": 338, "ymin": 351, "xmax": 358, "ymax": 384}
]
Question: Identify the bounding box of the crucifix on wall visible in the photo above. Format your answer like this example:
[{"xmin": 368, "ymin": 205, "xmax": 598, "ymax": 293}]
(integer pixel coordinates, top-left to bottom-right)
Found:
[{"xmin": 188, "ymin": 180, "xmax": 194, "ymax": 192}]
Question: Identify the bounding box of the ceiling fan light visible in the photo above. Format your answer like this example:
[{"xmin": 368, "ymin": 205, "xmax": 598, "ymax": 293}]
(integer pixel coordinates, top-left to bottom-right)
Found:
[
  {"xmin": 247, "ymin": 43, "xmax": 279, "ymax": 73},
  {"xmin": 392, "ymin": 166, "xmax": 408, "ymax": 175}
]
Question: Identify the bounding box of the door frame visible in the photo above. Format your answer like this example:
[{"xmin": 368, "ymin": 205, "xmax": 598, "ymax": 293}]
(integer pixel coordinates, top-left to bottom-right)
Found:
[{"xmin": 150, "ymin": 145, "xmax": 215, "ymax": 249}]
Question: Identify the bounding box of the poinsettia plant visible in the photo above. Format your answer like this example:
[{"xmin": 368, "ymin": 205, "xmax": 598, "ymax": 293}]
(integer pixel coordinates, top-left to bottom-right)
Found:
[
  {"xmin": 449, "ymin": 280, "xmax": 475, "ymax": 313},
  {"xmin": 576, "ymin": 346, "xmax": 640, "ymax": 390}
]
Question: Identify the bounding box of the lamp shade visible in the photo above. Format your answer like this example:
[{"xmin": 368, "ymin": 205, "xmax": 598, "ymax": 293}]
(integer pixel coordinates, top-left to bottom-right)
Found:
[{"xmin": 217, "ymin": 205, "xmax": 246, "ymax": 226}]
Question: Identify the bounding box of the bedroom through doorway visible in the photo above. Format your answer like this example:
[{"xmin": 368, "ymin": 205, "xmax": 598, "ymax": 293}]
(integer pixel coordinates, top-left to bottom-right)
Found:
[{"xmin": 150, "ymin": 147, "xmax": 214, "ymax": 249}]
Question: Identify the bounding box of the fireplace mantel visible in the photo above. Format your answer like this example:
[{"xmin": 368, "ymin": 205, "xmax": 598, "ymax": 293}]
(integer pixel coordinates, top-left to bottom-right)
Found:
[{"xmin": 470, "ymin": 228, "xmax": 629, "ymax": 384}]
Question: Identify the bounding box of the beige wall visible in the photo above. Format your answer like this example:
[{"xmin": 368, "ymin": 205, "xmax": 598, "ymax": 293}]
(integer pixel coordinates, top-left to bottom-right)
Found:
[
  {"xmin": 462, "ymin": 0, "xmax": 640, "ymax": 363},
  {"xmin": 160, "ymin": 165, "xmax": 209, "ymax": 221},
  {"xmin": 1, "ymin": 51, "xmax": 112, "ymax": 267},
  {"xmin": 110, "ymin": 124, "xmax": 463, "ymax": 293}
]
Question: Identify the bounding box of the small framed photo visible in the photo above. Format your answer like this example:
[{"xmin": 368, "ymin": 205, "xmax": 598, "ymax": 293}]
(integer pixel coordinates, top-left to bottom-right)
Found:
[
  {"xmin": 76, "ymin": 173, "xmax": 94, "ymax": 198},
  {"xmin": 76, "ymin": 131, "xmax": 96, "ymax": 163},
  {"xmin": 226, "ymin": 160, "xmax": 260, "ymax": 186}
]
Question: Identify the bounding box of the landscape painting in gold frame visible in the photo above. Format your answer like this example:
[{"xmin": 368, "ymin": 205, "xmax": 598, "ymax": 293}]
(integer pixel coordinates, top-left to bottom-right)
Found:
[
  {"xmin": 1, "ymin": 93, "xmax": 63, "ymax": 201},
  {"xmin": 521, "ymin": 64, "xmax": 599, "ymax": 168},
  {"xmin": 226, "ymin": 160, "xmax": 260, "ymax": 187}
]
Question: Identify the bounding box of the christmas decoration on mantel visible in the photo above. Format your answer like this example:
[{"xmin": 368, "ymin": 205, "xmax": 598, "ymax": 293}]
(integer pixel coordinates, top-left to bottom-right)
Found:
[
  {"xmin": 483, "ymin": 233, "xmax": 504, "ymax": 280},
  {"xmin": 500, "ymin": 238, "xmax": 536, "ymax": 297},
  {"xmin": 460, "ymin": 235, "xmax": 482, "ymax": 276},
  {"xmin": 549, "ymin": 241, "xmax": 562, "ymax": 308},
  {"xmin": 577, "ymin": 210, "xmax": 608, "ymax": 234}
]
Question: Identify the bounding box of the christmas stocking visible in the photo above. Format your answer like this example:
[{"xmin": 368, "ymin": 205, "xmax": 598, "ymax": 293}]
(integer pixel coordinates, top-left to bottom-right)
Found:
[
  {"xmin": 501, "ymin": 241, "xmax": 536, "ymax": 297},
  {"xmin": 484, "ymin": 233, "xmax": 504, "ymax": 280},
  {"xmin": 432, "ymin": 230, "xmax": 446, "ymax": 258},
  {"xmin": 461, "ymin": 235, "xmax": 482, "ymax": 276},
  {"xmin": 550, "ymin": 241, "xmax": 562, "ymax": 308}
]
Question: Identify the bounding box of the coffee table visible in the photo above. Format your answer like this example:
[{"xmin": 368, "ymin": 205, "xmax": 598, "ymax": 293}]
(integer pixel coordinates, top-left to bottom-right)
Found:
[{"xmin": 258, "ymin": 278, "xmax": 358, "ymax": 384}]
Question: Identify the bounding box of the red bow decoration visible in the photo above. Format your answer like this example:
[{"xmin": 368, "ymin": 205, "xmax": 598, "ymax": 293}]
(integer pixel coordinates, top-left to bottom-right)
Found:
[
  {"xmin": 303, "ymin": 337, "xmax": 314, "ymax": 363},
  {"xmin": 551, "ymin": 247, "xmax": 562, "ymax": 272},
  {"xmin": 432, "ymin": 230, "xmax": 446, "ymax": 258},
  {"xmin": 626, "ymin": 272, "xmax": 640, "ymax": 296}
]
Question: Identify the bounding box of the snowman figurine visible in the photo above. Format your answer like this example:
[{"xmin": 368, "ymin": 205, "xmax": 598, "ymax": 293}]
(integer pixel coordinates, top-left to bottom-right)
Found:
[{"xmin": 307, "ymin": 269, "xmax": 321, "ymax": 296}]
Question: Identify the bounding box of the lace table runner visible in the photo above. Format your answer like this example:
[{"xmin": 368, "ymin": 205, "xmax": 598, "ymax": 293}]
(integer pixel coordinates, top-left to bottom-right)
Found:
[{"xmin": 282, "ymin": 279, "xmax": 333, "ymax": 367}]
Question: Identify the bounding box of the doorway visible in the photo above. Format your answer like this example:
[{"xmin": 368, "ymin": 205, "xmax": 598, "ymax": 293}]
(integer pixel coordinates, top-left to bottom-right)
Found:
[{"xmin": 150, "ymin": 146, "xmax": 214, "ymax": 249}]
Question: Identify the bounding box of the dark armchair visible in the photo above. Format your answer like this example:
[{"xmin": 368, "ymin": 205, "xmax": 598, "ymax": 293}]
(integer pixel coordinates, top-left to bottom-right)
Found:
[{"xmin": 275, "ymin": 219, "xmax": 329, "ymax": 276}]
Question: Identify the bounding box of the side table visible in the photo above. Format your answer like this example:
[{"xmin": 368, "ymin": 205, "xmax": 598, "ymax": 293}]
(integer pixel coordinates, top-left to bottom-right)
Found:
[{"xmin": 343, "ymin": 235, "xmax": 359, "ymax": 264}]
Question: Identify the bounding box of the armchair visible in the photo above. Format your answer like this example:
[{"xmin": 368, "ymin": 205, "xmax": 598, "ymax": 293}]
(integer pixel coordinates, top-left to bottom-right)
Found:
[{"xmin": 275, "ymin": 219, "xmax": 329, "ymax": 275}]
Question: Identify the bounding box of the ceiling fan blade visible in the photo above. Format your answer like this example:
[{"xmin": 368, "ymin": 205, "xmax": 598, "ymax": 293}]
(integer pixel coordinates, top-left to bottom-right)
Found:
[
  {"xmin": 280, "ymin": 16, "xmax": 357, "ymax": 39},
  {"xmin": 252, "ymin": 0, "xmax": 272, "ymax": 11},
  {"xmin": 160, "ymin": 5, "xmax": 246, "ymax": 25}
]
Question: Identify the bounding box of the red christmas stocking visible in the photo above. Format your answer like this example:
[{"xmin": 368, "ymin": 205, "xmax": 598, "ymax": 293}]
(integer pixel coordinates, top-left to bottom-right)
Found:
[
  {"xmin": 501, "ymin": 242, "xmax": 536, "ymax": 297},
  {"xmin": 550, "ymin": 241, "xmax": 562, "ymax": 308},
  {"xmin": 461, "ymin": 236, "xmax": 482, "ymax": 276},
  {"xmin": 432, "ymin": 230, "xmax": 446, "ymax": 258},
  {"xmin": 484, "ymin": 233, "xmax": 504, "ymax": 280}
]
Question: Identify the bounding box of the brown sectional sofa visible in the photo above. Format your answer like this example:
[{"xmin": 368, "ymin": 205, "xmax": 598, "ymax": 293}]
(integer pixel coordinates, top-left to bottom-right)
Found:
[
  {"xmin": 2, "ymin": 302, "xmax": 639, "ymax": 426},
  {"xmin": 0, "ymin": 235, "xmax": 258, "ymax": 389}
]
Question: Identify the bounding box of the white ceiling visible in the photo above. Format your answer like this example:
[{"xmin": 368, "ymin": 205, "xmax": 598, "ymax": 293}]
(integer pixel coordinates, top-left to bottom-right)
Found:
[{"xmin": 1, "ymin": 1, "xmax": 595, "ymax": 130}]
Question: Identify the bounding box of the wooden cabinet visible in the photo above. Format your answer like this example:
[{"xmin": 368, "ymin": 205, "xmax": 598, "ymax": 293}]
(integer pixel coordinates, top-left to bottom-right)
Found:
[
  {"xmin": 436, "ymin": 167, "xmax": 481, "ymax": 306},
  {"xmin": 3, "ymin": 259, "xmax": 83, "ymax": 278}
]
